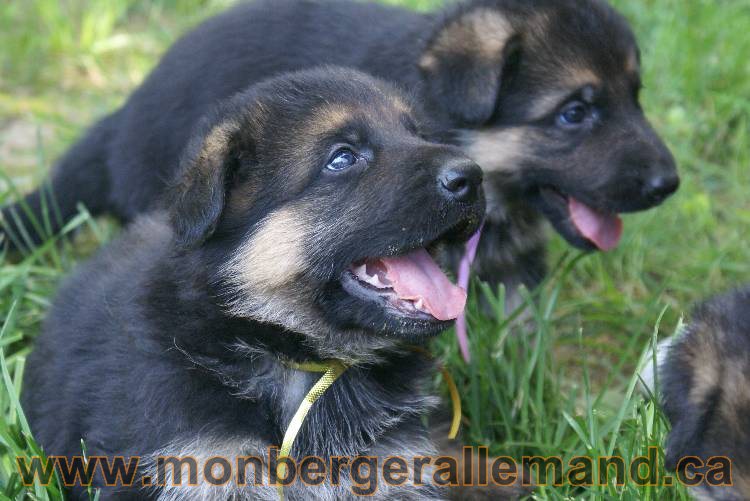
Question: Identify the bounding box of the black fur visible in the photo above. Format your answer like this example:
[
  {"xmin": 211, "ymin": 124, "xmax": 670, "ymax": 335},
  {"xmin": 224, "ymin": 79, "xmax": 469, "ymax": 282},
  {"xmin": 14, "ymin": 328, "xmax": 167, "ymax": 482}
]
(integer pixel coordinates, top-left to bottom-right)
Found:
[
  {"xmin": 1, "ymin": 0, "xmax": 678, "ymax": 301},
  {"xmin": 21, "ymin": 68, "xmax": 511, "ymax": 500},
  {"xmin": 661, "ymin": 287, "xmax": 750, "ymax": 500}
]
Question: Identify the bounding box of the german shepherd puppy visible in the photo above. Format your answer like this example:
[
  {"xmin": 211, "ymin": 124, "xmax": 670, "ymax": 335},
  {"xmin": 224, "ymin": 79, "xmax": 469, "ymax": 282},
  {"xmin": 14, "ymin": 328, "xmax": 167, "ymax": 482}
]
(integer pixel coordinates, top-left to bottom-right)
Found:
[
  {"xmin": 1, "ymin": 0, "xmax": 678, "ymax": 299},
  {"xmin": 22, "ymin": 68, "xmax": 515, "ymax": 500},
  {"xmin": 661, "ymin": 288, "xmax": 750, "ymax": 501}
]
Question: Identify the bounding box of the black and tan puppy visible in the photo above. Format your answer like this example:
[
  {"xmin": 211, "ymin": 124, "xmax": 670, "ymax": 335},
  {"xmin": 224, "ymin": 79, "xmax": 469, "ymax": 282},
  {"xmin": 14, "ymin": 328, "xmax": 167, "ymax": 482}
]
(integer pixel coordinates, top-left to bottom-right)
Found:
[
  {"xmin": 21, "ymin": 68, "xmax": 506, "ymax": 499},
  {"xmin": 2, "ymin": 0, "xmax": 678, "ymax": 299},
  {"xmin": 661, "ymin": 287, "xmax": 750, "ymax": 500}
]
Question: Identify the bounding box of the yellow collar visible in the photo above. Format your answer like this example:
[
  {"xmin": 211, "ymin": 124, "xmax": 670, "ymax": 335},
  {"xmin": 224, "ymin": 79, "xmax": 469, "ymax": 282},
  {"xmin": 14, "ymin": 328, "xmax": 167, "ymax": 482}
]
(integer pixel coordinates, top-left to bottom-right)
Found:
[
  {"xmin": 276, "ymin": 359, "xmax": 348, "ymax": 500},
  {"xmin": 276, "ymin": 353, "xmax": 460, "ymax": 500}
]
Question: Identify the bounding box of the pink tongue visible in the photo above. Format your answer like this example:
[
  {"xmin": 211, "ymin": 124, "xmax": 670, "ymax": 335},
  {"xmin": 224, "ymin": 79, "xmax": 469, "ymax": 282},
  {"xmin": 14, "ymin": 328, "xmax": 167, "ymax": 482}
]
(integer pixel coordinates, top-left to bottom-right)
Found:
[
  {"xmin": 568, "ymin": 197, "xmax": 623, "ymax": 251},
  {"xmin": 380, "ymin": 249, "xmax": 467, "ymax": 321}
]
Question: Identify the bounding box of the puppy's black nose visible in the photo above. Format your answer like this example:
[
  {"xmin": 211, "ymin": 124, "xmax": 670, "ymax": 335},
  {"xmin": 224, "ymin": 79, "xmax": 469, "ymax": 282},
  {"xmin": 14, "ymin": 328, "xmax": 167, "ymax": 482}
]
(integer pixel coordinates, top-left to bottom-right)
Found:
[
  {"xmin": 643, "ymin": 172, "xmax": 680, "ymax": 201},
  {"xmin": 439, "ymin": 161, "xmax": 483, "ymax": 203}
]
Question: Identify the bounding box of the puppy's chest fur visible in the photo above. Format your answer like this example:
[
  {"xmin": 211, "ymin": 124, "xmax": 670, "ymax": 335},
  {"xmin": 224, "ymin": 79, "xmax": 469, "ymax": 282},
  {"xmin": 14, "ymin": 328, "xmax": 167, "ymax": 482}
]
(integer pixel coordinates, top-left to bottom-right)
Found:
[{"xmin": 144, "ymin": 347, "xmax": 441, "ymax": 500}]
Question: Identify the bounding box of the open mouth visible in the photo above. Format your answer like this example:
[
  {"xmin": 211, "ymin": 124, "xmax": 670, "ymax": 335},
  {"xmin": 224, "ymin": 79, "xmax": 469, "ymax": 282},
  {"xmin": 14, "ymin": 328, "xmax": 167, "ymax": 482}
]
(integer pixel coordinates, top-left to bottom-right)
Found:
[
  {"xmin": 535, "ymin": 186, "xmax": 623, "ymax": 252},
  {"xmin": 340, "ymin": 248, "xmax": 466, "ymax": 323}
]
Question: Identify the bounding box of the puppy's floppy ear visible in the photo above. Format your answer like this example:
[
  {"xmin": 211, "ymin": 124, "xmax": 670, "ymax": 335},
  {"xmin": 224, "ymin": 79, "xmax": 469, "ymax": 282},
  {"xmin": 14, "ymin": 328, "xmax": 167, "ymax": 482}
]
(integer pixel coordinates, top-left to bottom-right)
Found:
[
  {"xmin": 164, "ymin": 115, "xmax": 245, "ymax": 248},
  {"xmin": 419, "ymin": 8, "xmax": 517, "ymax": 125}
]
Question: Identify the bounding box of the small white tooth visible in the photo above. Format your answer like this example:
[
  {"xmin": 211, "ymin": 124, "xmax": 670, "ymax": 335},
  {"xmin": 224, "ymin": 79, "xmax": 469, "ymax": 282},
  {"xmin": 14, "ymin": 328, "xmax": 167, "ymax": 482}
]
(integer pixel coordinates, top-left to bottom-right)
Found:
[
  {"xmin": 414, "ymin": 298, "xmax": 424, "ymax": 310},
  {"xmin": 370, "ymin": 274, "xmax": 388, "ymax": 288},
  {"xmin": 354, "ymin": 264, "xmax": 368, "ymax": 279}
]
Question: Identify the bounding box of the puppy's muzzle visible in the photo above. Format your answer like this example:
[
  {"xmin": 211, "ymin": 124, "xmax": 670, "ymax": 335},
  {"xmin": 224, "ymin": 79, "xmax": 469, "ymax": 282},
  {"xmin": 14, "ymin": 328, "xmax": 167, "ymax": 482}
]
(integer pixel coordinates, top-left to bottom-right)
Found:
[
  {"xmin": 438, "ymin": 159, "xmax": 483, "ymax": 204},
  {"xmin": 641, "ymin": 164, "xmax": 680, "ymax": 203}
]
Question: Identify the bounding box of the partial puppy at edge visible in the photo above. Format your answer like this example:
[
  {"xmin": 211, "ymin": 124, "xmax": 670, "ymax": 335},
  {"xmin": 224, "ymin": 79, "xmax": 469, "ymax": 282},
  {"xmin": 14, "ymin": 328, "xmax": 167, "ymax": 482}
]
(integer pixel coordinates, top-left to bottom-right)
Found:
[{"xmin": 659, "ymin": 287, "xmax": 750, "ymax": 501}]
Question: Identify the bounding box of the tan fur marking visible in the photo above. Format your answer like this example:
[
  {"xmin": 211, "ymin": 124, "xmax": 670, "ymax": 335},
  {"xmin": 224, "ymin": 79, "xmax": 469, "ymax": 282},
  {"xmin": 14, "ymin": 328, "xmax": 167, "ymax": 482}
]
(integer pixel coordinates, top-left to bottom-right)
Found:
[
  {"xmin": 219, "ymin": 204, "xmax": 334, "ymax": 342},
  {"xmin": 419, "ymin": 53, "xmax": 438, "ymax": 71},
  {"xmin": 462, "ymin": 127, "xmax": 531, "ymax": 174},
  {"xmin": 277, "ymin": 105, "xmax": 353, "ymax": 190},
  {"xmin": 685, "ymin": 323, "xmax": 722, "ymax": 407},
  {"xmin": 420, "ymin": 9, "xmax": 513, "ymax": 70},
  {"xmin": 719, "ymin": 358, "xmax": 750, "ymax": 435},
  {"xmin": 626, "ymin": 50, "xmax": 640, "ymax": 74},
  {"xmin": 467, "ymin": 9, "xmax": 513, "ymax": 58},
  {"xmin": 688, "ymin": 358, "xmax": 719, "ymax": 407},
  {"xmin": 564, "ymin": 67, "xmax": 601, "ymax": 89},
  {"xmin": 192, "ymin": 120, "xmax": 241, "ymax": 177},
  {"xmin": 526, "ymin": 90, "xmax": 573, "ymax": 121},
  {"xmin": 227, "ymin": 206, "xmax": 307, "ymax": 291},
  {"xmin": 305, "ymin": 105, "xmax": 353, "ymax": 137},
  {"xmin": 389, "ymin": 95, "xmax": 412, "ymax": 116}
]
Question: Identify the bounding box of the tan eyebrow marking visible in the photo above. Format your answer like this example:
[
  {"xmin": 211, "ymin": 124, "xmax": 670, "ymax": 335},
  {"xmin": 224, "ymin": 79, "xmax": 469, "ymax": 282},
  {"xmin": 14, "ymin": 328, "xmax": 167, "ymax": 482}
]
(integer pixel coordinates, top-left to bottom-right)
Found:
[
  {"xmin": 521, "ymin": 66, "xmax": 601, "ymax": 120},
  {"xmin": 527, "ymin": 90, "xmax": 575, "ymax": 121},
  {"xmin": 566, "ymin": 67, "xmax": 601, "ymax": 90},
  {"xmin": 305, "ymin": 105, "xmax": 354, "ymax": 137}
]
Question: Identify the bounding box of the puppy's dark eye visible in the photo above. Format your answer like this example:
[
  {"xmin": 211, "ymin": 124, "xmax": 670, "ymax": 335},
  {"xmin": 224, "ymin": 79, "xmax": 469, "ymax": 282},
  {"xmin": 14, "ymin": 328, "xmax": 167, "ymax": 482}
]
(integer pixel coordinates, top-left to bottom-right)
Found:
[
  {"xmin": 558, "ymin": 101, "xmax": 589, "ymax": 127},
  {"xmin": 326, "ymin": 149, "xmax": 358, "ymax": 172}
]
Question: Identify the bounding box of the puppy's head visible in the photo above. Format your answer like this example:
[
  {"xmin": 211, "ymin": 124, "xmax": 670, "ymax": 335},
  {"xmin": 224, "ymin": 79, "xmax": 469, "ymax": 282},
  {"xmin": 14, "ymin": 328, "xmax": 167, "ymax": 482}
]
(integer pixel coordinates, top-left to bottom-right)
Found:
[
  {"xmin": 661, "ymin": 289, "xmax": 750, "ymax": 500},
  {"xmin": 419, "ymin": 0, "xmax": 678, "ymax": 251},
  {"xmin": 164, "ymin": 67, "xmax": 485, "ymax": 361}
]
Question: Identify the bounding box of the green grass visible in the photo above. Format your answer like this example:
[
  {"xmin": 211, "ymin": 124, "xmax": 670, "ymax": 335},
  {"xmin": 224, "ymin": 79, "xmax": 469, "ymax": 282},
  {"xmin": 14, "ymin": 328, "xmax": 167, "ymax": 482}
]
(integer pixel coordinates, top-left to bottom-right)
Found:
[{"xmin": 1, "ymin": 0, "xmax": 748, "ymax": 498}]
